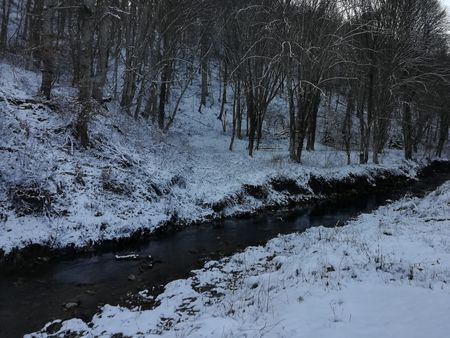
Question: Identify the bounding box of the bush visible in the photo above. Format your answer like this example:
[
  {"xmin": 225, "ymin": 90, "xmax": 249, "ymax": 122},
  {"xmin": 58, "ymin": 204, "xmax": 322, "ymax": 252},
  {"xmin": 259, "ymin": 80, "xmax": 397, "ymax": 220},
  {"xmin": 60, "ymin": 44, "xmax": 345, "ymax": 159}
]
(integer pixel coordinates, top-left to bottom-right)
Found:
[{"xmin": 9, "ymin": 182, "xmax": 53, "ymax": 216}]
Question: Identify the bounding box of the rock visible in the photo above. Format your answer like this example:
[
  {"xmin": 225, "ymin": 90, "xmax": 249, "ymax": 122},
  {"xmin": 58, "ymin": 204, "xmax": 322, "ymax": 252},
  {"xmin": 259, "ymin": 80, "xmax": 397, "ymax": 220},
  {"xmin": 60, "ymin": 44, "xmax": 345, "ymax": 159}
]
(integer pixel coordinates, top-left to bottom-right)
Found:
[
  {"xmin": 99, "ymin": 222, "xmax": 108, "ymax": 231},
  {"xmin": 64, "ymin": 302, "xmax": 79, "ymax": 310},
  {"xmin": 138, "ymin": 262, "xmax": 153, "ymax": 272},
  {"xmin": 115, "ymin": 254, "xmax": 139, "ymax": 260},
  {"xmin": 0, "ymin": 213, "xmax": 7, "ymax": 222},
  {"xmin": 37, "ymin": 256, "xmax": 50, "ymax": 263},
  {"xmin": 45, "ymin": 321, "xmax": 62, "ymax": 334}
]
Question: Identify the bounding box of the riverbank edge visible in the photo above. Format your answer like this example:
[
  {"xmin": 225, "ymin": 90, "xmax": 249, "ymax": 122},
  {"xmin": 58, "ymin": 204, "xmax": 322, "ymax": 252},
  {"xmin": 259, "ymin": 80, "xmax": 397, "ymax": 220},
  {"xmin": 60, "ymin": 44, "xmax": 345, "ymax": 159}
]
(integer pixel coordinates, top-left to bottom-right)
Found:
[{"xmin": 1, "ymin": 159, "xmax": 449, "ymax": 272}]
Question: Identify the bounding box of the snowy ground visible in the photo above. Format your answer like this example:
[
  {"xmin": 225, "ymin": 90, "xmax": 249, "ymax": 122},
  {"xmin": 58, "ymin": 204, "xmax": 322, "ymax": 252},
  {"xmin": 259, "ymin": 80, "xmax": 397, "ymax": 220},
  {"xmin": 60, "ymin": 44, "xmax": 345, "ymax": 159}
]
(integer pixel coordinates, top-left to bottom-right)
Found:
[
  {"xmin": 0, "ymin": 61, "xmax": 439, "ymax": 255},
  {"xmin": 28, "ymin": 177, "xmax": 450, "ymax": 337}
]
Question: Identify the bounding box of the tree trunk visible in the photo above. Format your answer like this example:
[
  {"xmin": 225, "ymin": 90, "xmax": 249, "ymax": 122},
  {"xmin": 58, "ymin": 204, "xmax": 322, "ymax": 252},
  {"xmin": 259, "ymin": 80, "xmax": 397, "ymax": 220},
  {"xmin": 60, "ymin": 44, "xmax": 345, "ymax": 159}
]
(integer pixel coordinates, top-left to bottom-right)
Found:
[
  {"xmin": 21, "ymin": 0, "xmax": 33, "ymax": 42},
  {"xmin": 120, "ymin": 2, "xmax": 137, "ymax": 112},
  {"xmin": 436, "ymin": 108, "xmax": 449, "ymax": 157},
  {"xmin": 92, "ymin": 2, "xmax": 111, "ymax": 102},
  {"xmin": 366, "ymin": 71, "xmax": 375, "ymax": 164},
  {"xmin": 306, "ymin": 91, "xmax": 320, "ymax": 151},
  {"xmin": 218, "ymin": 61, "xmax": 227, "ymax": 121},
  {"xmin": 199, "ymin": 30, "xmax": 209, "ymax": 109},
  {"xmin": 288, "ymin": 85, "xmax": 296, "ymax": 161},
  {"xmin": 343, "ymin": 90, "xmax": 354, "ymax": 165},
  {"xmin": 256, "ymin": 107, "xmax": 267, "ymax": 150},
  {"xmin": 78, "ymin": 2, "xmax": 94, "ymax": 102},
  {"xmin": 236, "ymin": 78, "xmax": 242, "ymax": 139},
  {"xmin": 247, "ymin": 87, "xmax": 256, "ymax": 157},
  {"xmin": 0, "ymin": 0, "xmax": 12, "ymax": 50},
  {"xmin": 39, "ymin": 1, "xmax": 55, "ymax": 100},
  {"xmin": 229, "ymin": 86, "xmax": 237, "ymax": 151},
  {"xmin": 76, "ymin": 0, "xmax": 95, "ymax": 148},
  {"xmin": 296, "ymin": 98, "xmax": 307, "ymax": 163},
  {"xmin": 158, "ymin": 65, "xmax": 170, "ymax": 129},
  {"xmin": 29, "ymin": 0, "xmax": 44, "ymax": 68},
  {"xmin": 402, "ymin": 101, "xmax": 413, "ymax": 160},
  {"xmin": 148, "ymin": 83, "xmax": 158, "ymax": 122}
]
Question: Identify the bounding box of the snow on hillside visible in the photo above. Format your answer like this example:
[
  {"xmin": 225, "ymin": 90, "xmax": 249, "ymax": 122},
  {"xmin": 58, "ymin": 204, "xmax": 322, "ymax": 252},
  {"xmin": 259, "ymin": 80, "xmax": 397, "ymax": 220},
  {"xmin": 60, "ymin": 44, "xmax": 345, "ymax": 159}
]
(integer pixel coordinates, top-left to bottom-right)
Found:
[
  {"xmin": 0, "ymin": 62, "xmax": 428, "ymax": 255},
  {"xmin": 28, "ymin": 175, "xmax": 450, "ymax": 338}
]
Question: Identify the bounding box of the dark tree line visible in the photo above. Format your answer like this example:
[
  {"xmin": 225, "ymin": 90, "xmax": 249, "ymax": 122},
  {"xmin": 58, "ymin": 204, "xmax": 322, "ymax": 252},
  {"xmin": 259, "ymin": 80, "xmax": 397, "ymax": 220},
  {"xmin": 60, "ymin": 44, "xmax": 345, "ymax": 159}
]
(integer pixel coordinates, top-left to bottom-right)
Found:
[{"xmin": 1, "ymin": 0, "xmax": 449, "ymax": 162}]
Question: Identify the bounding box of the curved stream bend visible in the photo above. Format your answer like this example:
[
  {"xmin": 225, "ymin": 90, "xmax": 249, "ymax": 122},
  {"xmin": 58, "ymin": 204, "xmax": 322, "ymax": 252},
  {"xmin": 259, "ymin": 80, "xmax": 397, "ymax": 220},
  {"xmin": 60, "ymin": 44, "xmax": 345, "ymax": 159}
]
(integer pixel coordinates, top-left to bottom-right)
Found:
[{"xmin": 1, "ymin": 169, "xmax": 450, "ymax": 338}]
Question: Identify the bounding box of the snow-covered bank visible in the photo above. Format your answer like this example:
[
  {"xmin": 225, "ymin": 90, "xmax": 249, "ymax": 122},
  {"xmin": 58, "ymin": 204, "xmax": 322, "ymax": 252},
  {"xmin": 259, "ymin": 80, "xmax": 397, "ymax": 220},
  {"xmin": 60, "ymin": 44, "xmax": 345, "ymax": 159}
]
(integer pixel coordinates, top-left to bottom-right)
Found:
[
  {"xmin": 1, "ymin": 62, "xmax": 435, "ymax": 257},
  {"xmin": 28, "ymin": 180, "xmax": 450, "ymax": 338}
]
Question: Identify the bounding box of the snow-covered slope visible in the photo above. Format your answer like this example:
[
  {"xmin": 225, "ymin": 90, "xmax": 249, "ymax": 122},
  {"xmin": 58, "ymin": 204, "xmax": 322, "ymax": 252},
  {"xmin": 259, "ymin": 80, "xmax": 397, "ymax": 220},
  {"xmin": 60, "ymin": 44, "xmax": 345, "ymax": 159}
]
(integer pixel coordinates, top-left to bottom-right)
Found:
[
  {"xmin": 0, "ymin": 62, "xmax": 431, "ymax": 255},
  {"xmin": 28, "ymin": 180, "xmax": 450, "ymax": 338}
]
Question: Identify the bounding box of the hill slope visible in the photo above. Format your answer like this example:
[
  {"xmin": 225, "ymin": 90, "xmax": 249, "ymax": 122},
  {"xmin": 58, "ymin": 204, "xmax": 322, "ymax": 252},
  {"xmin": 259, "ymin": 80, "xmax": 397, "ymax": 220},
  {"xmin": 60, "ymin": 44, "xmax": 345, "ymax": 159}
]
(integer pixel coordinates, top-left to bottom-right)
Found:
[{"xmin": 0, "ymin": 62, "xmax": 429, "ymax": 255}]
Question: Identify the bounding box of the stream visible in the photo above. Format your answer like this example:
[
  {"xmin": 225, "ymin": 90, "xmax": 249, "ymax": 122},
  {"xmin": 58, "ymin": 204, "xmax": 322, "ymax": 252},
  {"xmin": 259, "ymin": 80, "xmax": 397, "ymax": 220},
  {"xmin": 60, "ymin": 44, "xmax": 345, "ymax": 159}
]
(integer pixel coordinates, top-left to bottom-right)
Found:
[{"xmin": 1, "ymin": 169, "xmax": 450, "ymax": 338}]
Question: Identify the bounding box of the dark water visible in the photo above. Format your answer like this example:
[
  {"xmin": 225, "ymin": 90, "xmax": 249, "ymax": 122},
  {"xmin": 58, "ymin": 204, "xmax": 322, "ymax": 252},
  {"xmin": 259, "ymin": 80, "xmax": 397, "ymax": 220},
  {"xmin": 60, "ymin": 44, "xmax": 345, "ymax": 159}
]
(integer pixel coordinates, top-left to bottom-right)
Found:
[{"xmin": 1, "ymin": 171, "xmax": 450, "ymax": 338}]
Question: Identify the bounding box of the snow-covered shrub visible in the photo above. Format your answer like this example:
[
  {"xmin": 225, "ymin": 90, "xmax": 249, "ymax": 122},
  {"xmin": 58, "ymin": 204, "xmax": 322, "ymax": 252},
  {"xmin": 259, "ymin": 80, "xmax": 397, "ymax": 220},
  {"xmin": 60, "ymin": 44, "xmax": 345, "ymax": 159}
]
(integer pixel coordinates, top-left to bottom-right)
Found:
[
  {"xmin": 100, "ymin": 167, "xmax": 131, "ymax": 196},
  {"xmin": 9, "ymin": 181, "xmax": 53, "ymax": 216}
]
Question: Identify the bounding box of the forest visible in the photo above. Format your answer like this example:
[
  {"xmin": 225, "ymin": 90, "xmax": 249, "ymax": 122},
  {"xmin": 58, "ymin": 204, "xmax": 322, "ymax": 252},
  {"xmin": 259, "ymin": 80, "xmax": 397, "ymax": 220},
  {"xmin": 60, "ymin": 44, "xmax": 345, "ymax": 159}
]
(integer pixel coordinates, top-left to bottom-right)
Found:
[
  {"xmin": 1, "ymin": 0, "xmax": 449, "ymax": 162},
  {"xmin": 3, "ymin": 1, "xmax": 450, "ymax": 337}
]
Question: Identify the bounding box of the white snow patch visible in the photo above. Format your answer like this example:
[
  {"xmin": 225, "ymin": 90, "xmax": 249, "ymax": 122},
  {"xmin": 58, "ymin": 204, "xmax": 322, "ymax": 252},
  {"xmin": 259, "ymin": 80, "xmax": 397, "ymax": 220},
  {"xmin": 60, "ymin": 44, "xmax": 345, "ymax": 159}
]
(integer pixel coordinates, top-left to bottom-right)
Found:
[
  {"xmin": 27, "ymin": 180, "xmax": 450, "ymax": 338},
  {"xmin": 1, "ymin": 61, "xmax": 432, "ymax": 255}
]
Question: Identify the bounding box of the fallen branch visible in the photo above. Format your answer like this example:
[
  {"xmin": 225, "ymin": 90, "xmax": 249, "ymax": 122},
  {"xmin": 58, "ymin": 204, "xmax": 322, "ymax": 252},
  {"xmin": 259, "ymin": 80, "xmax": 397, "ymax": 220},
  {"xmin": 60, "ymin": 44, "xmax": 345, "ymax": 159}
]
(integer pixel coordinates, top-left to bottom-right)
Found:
[{"xmin": 0, "ymin": 96, "xmax": 58, "ymax": 111}]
